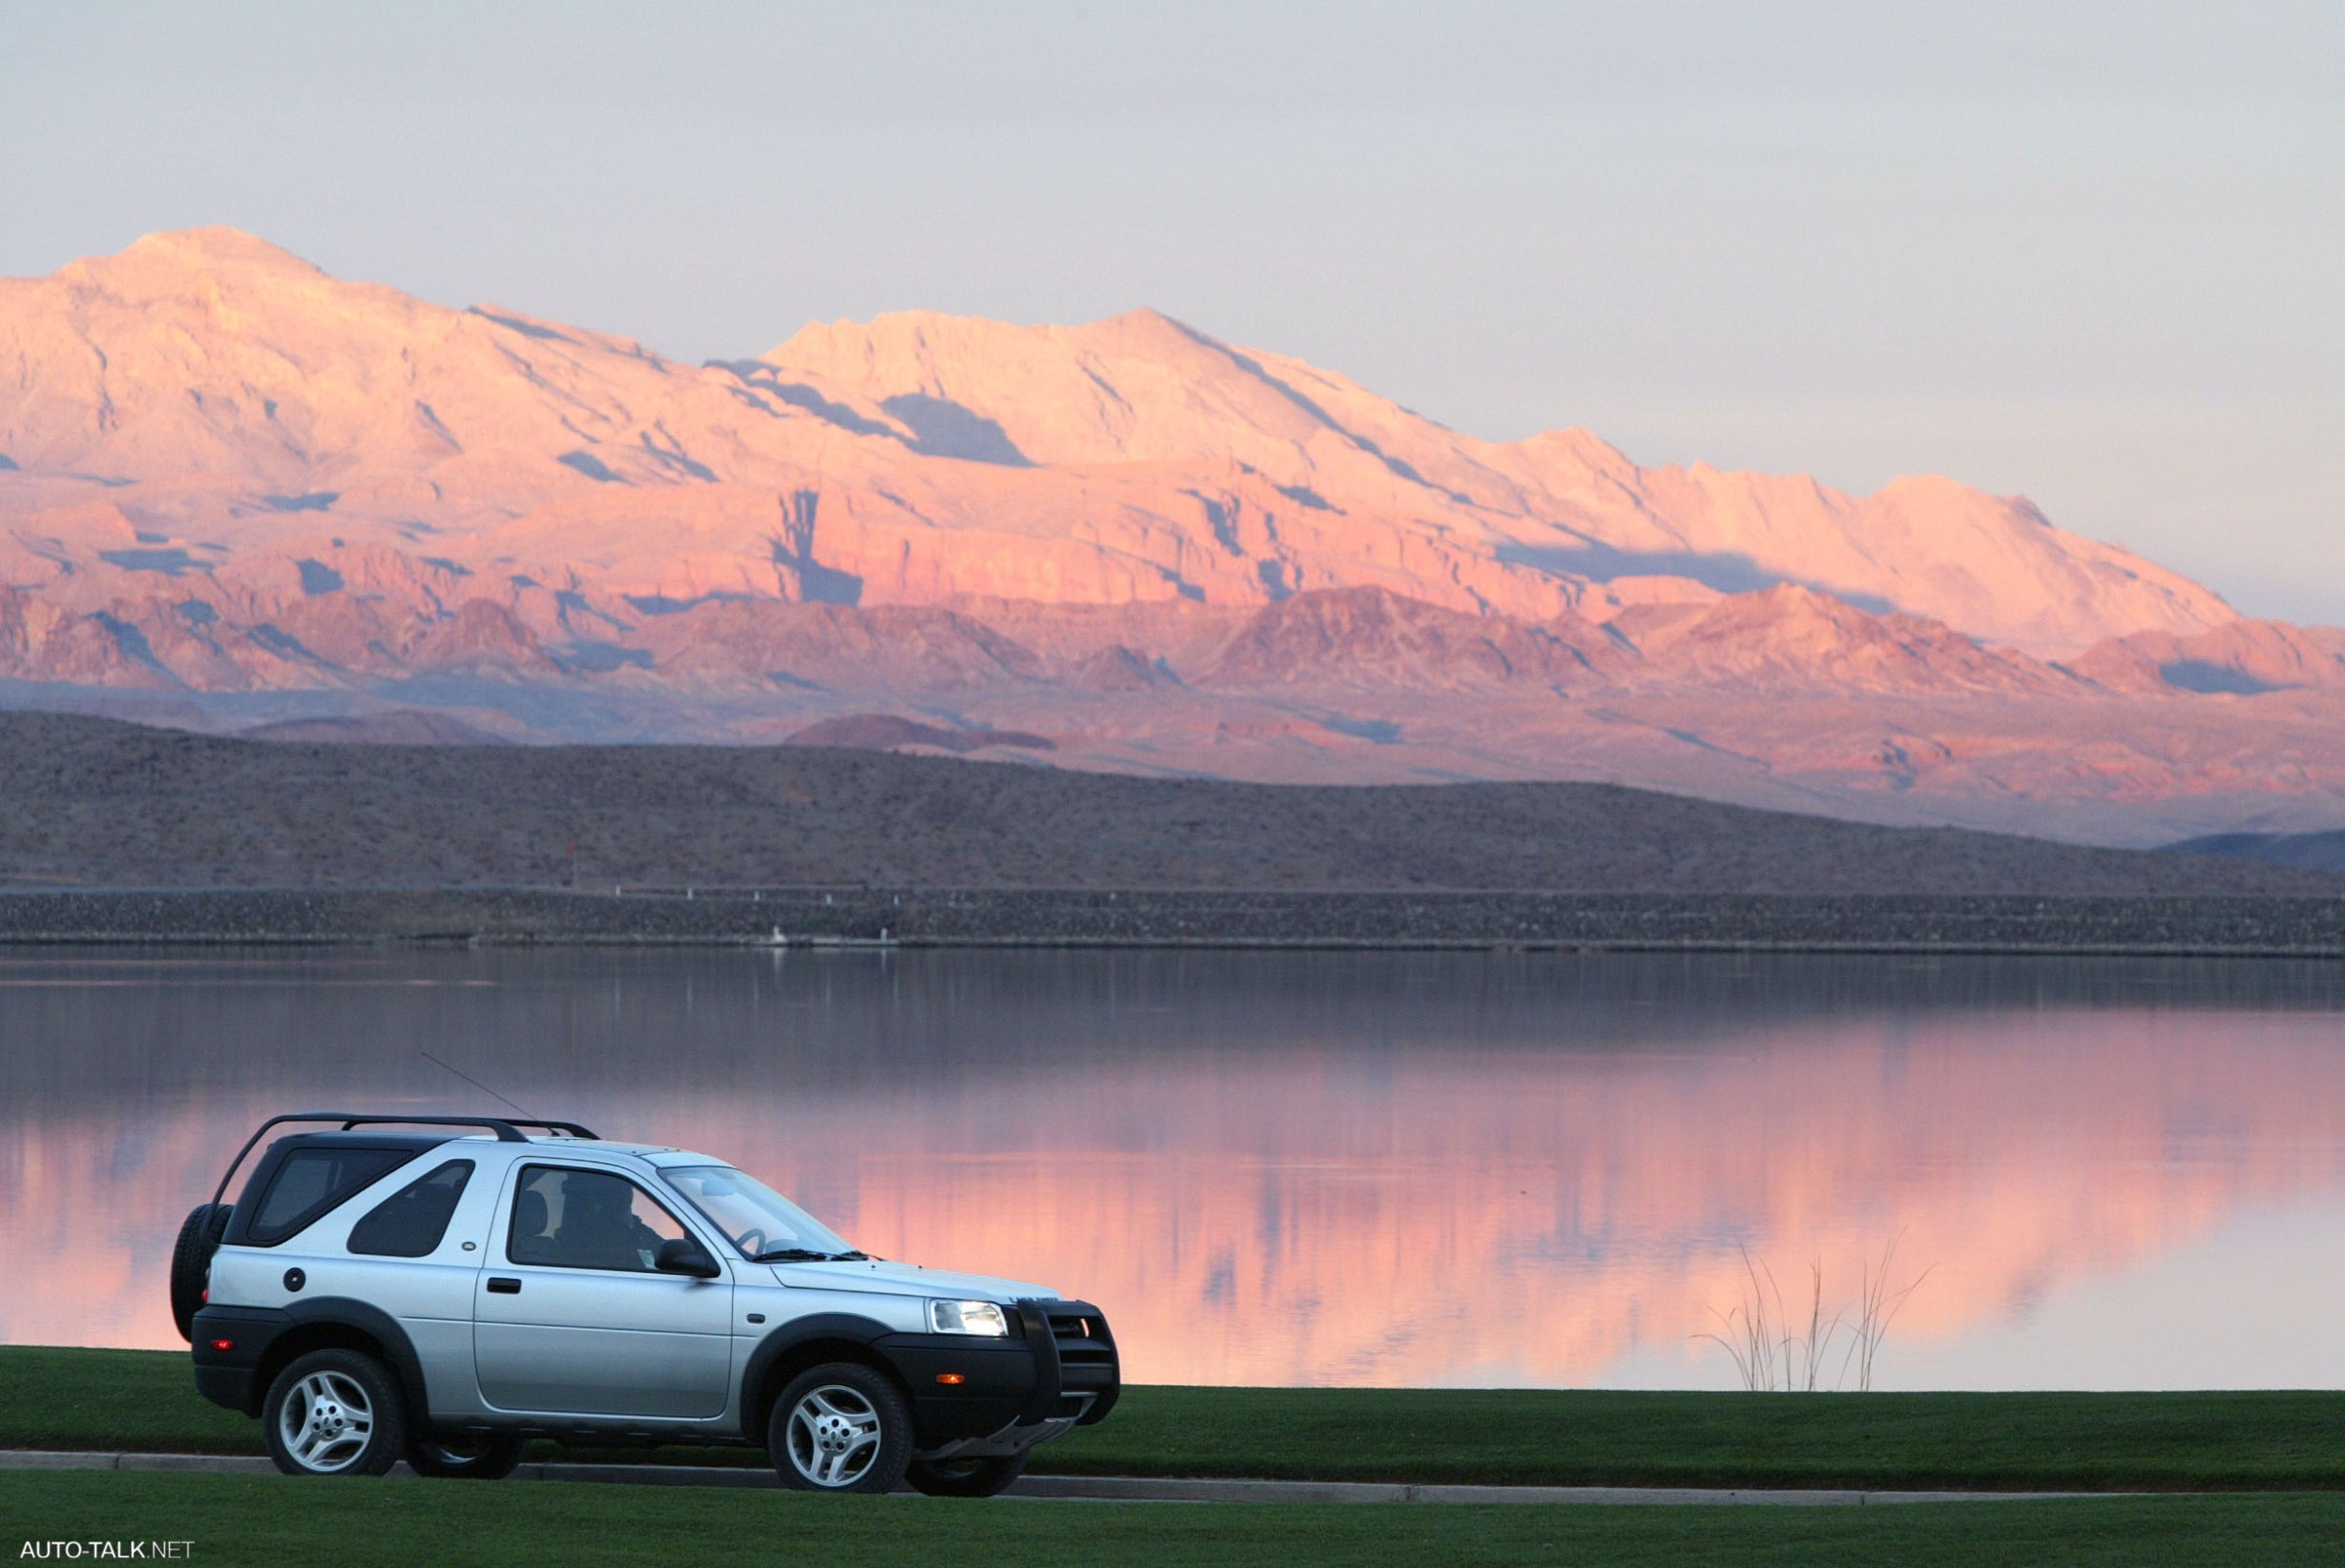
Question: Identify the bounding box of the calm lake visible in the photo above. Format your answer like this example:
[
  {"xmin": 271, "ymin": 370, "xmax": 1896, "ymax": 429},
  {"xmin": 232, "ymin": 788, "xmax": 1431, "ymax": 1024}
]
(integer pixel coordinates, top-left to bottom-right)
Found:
[{"xmin": 4, "ymin": 946, "xmax": 2343, "ymax": 1391}]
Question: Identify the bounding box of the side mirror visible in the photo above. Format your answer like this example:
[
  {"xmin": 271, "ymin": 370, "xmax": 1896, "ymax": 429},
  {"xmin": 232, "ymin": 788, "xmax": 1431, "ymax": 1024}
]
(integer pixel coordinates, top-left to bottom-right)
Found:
[{"xmin": 655, "ymin": 1237, "xmax": 721, "ymax": 1279}]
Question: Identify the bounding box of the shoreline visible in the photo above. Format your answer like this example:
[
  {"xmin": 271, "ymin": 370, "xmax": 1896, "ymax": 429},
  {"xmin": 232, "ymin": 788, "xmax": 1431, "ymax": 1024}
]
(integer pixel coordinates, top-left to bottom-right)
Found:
[{"xmin": 0, "ymin": 887, "xmax": 2341, "ymax": 954}]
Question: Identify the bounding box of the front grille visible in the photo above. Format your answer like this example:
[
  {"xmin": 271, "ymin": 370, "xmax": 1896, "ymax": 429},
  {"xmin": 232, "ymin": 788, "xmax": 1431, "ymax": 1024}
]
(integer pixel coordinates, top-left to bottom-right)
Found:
[
  {"xmin": 1046, "ymin": 1308, "xmax": 1115, "ymax": 1364},
  {"xmin": 1041, "ymin": 1302, "xmax": 1121, "ymax": 1396},
  {"xmin": 1014, "ymin": 1297, "xmax": 1120, "ymax": 1426}
]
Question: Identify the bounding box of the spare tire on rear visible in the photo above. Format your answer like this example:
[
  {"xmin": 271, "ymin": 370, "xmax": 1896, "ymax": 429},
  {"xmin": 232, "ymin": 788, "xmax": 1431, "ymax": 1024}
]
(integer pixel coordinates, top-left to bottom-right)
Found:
[{"xmin": 170, "ymin": 1203, "xmax": 233, "ymax": 1341}]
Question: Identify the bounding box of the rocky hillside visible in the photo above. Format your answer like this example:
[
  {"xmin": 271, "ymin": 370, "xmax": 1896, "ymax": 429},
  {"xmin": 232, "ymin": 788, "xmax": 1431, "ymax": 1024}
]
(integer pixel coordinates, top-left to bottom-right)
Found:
[
  {"xmin": 3, "ymin": 229, "xmax": 2342, "ymax": 845},
  {"xmin": 0, "ymin": 712, "xmax": 2333, "ymax": 896}
]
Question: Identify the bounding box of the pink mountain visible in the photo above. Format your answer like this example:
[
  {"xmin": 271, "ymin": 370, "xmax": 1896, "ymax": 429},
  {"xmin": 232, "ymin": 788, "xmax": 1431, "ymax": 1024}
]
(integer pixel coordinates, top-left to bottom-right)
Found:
[{"xmin": 2, "ymin": 228, "xmax": 2339, "ymax": 843}]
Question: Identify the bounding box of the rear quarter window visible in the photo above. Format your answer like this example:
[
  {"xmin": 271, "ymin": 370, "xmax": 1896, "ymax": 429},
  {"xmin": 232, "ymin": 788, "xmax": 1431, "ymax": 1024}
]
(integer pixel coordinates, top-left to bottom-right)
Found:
[
  {"xmin": 248, "ymin": 1147, "xmax": 418, "ymax": 1245},
  {"xmin": 347, "ymin": 1161, "xmax": 475, "ymax": 1257}
]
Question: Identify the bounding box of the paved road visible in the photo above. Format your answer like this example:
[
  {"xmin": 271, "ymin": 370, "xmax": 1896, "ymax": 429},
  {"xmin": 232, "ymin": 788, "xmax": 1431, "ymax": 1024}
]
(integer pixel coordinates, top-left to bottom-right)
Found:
[{"xmin": 0, "ymin": 1450, "xmax": 2098, "ymax": 1505}]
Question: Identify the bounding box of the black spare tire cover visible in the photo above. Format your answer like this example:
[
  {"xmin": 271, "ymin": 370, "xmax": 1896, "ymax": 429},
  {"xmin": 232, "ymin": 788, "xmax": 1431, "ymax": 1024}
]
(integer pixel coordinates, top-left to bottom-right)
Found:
[{"xmin": 170, "ymin": 1204, "xmax": 234, "ymax": 1341}]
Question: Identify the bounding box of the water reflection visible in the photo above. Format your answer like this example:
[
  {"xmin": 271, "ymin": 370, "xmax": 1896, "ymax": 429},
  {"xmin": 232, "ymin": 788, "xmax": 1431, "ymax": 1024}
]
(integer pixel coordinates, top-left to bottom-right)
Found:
[{"xmin": 3, "ymin": 949, "xmax": 2343, "ymax": 1388}]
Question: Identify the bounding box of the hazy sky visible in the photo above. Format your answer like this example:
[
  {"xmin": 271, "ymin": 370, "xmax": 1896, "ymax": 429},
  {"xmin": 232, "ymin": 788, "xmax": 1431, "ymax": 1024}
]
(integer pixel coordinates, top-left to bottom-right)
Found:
[{"xmin": 5, "ymin": 2, "xmax": 2338, "ymax": 620}]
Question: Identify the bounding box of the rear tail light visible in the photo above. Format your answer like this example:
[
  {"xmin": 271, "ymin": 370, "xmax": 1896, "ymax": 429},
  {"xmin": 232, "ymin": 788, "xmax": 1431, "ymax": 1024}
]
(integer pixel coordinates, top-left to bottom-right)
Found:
[{"xmin": 208, "ymin": 1338, "xmax": 234, "ymax": 1352}]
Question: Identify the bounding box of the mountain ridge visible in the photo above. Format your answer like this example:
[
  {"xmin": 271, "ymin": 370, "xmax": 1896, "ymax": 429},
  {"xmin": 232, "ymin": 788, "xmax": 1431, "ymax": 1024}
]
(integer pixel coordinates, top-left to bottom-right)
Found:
[
  {"xmin": 2, "ymin": 228, "xmax": 2340, "ymax": 846},
  {"xmin": 2, "ymin": 228, "xmax": 2231, "ymax": 646}
]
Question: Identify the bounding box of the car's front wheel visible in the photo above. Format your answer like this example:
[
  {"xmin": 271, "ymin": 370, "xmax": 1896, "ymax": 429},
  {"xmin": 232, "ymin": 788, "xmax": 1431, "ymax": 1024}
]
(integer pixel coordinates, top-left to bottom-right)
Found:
[
  {"xmin": 405, "ymin": 1433, "xmax": 529, "ymax": 1480},
  {"xmin": 768, "ymin": 1363, "xmax": 914, "ymax": 1493},
  {"xmin": 261, "ymin": 1349, "xmax": 406, "ymax": 1477},
  {"xmin": 906, "ymin": 1451, "xmax": 1029, "ymax": 1498}
]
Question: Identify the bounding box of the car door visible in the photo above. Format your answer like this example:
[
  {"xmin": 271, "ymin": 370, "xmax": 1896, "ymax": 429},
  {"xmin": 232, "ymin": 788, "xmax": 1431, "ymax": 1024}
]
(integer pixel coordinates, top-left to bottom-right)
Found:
[{"xmin": 472, "ymin": 1162, "xmax": 734, "ymax": 1419}]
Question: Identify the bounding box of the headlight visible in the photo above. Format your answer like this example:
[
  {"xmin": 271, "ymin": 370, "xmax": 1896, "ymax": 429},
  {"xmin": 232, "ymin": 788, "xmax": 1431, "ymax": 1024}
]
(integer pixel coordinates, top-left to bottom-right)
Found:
[{"xmin": 928, "ymin": 1298, "xmax": 1010, "ymax": 1336}]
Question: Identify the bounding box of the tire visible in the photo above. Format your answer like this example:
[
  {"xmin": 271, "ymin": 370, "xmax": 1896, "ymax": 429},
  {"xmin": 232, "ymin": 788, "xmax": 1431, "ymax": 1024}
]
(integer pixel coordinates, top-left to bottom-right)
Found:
[
  {"xmin": 405, "ymin": 1433, "xmax": 529, "ymax": 1480},
  {"xmin": 261, "ymin": 1349, "xmax": 407, "ymax": 1477},
  {"xmin": 168, "ymin": 1204, "xmax": 233, "ymax": 1342},
  {"xmin": 767, "ymin": 1362, "xmax": 915, "ymax": 1494},
  {"xmin": 905, "ymin": 1451, "xmax": 1029, "ymax": 1499}
]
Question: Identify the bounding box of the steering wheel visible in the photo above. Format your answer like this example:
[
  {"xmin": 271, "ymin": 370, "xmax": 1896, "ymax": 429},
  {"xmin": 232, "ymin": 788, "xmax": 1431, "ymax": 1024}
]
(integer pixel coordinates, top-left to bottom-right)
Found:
[{"xmin": 736, "ymin": 1228, "xmax": 768, "ymax": 1258}]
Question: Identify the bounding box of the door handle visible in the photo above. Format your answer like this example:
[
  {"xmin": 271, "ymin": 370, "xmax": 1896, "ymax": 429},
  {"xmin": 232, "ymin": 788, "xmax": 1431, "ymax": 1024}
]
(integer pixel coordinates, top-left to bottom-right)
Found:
[{"xmin": 487, "ymin": 1277, "xmax": 522, "ymax": 1294}]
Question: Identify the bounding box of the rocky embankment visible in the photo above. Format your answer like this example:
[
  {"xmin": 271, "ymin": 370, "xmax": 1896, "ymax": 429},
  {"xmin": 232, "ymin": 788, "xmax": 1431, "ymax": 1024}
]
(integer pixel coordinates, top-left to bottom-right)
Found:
[
  {"xmin": 2, "ymin": 888, "xmax": 2341, "ymax": 954},
  {"xmin": 9, "ymin": 713, "xmax": 2345, "ymax": 898},
  {"xmin": 4, "ymin": 714, "xmax": 2339, "ymax": 953}
]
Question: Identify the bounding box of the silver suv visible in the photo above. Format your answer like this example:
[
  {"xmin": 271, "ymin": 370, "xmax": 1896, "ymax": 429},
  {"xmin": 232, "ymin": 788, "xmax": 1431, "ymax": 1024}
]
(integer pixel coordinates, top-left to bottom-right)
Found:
[{"xmin": 174, "ymin": 1114, "xmax": 1118, "ymax": 1496}]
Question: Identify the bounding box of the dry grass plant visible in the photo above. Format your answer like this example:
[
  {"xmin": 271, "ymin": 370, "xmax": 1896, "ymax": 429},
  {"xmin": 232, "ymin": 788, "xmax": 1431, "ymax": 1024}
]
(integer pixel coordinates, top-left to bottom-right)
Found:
[{"xmin": 1697, "ymin": 1232, "xmax": 1933, "ymax": 1392}]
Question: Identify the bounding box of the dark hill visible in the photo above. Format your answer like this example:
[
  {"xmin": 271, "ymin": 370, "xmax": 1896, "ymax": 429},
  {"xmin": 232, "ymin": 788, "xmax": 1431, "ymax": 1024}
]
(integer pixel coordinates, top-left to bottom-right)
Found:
[
  {"xmin": 0, "ymin": 713, "xmax": 2335, "ymax": 897},
  {"xmin": 784, "ymin": 713, "xmax": 1055, "ymax": 753},
  {"xmin": 2168, "ymin": 829, "xmax": 2345, "ymax": 874},
  {"xmin": 239, "ymin": 709, "xmax": 520, "ymax": 745}
]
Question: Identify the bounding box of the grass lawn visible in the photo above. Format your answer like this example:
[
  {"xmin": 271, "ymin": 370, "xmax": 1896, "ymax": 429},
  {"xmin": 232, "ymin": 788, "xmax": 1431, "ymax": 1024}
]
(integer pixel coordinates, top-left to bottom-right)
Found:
[
  {"xmin": 1053, "ymin": 1384, "xmax": 2345, "ymax": 1492},
  {"xmin": 8, "ymin": 1345, "xmax": 2345, "ymax": 1492},
  {"xmin": 6, "ymin": 1472, "xmax": 2344, "ymax": 1568}
]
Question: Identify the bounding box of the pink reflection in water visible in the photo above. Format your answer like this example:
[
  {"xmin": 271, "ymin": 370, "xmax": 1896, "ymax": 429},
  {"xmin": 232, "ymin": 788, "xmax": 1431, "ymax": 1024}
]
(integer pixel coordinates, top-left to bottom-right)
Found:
[{"xmin": 9, "ymin": 976, "xmax": 2344, "ymax": 1389}]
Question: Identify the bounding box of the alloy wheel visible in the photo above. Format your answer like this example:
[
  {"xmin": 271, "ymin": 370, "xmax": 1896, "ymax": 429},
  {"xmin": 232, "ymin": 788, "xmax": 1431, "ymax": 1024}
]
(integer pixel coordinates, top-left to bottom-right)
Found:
[
  {"xmin": 785, "ymin": 1383, "xmax": 884, "ymax": 1488},
  {"xmin": 277, "ymin": 1370, "xmax": 375, "ymax": 1473}
]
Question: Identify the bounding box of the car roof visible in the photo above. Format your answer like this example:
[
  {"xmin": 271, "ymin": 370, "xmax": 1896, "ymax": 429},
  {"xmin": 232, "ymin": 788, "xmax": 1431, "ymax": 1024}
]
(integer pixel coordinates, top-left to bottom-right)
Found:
[
  {"xmin": 521, "ymin": 1136, "xmax": 679, "ymax": 1158},
  {"xmin": 271, "ymin": 1129, "xmax": 716, "ymax": 1165},
  {"xmin": 273, "ymin": 1130, "xmax": 471, "ymax": 1153}
]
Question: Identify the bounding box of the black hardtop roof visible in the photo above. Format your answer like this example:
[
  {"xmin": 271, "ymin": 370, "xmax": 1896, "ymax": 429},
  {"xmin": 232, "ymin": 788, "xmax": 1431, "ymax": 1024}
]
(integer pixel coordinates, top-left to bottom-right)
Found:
[
  {"xmin": 263, "ymin": 1113, "xmax": 601, "ymax": 1142},
  {"xmin": 268, "ymin": 1129, "xmax": 469, "ymax": 1151},
  {"xmin": 211, "ymin": 1111, "xmax": 600, "ymax": 1208}
]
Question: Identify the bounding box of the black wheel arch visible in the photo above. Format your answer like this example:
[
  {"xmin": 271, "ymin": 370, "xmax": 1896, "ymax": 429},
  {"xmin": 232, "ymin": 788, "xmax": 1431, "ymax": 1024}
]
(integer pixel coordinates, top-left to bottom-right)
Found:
[
  {"xmin": 247, "ymin": 1297, "xmax": 431, "ymax": 1422},
  {"xmin": 740, "ymin": 1314, "xmax": 905, "ymax": 1439}
]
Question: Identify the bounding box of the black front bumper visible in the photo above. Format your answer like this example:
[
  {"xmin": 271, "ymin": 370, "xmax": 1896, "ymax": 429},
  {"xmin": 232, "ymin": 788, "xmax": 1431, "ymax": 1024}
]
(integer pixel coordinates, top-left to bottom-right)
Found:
[
  {"xmin": 189, "ymin": 1305, "xmax": 293, "ymax": 1416},
  {"xmin": 877, "ymin": 1298, "xmax": 1120, "ymax": 1445}
]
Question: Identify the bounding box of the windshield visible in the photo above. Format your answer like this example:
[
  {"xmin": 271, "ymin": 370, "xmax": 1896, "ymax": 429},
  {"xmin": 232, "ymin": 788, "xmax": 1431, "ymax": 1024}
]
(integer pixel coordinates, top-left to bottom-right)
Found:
[{"xmin": 661, "ymin": 1165, "xmax": 859, "ymax": 1261}]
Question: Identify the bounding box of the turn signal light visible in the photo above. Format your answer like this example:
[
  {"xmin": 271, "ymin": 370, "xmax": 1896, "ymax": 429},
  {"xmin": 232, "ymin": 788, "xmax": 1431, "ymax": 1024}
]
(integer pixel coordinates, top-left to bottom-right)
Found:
[
  {"xmin": 935, "ymin": 1373, "xmax": 965, "ymax": 1385},
  {"xmin": 209, "ymin": 1339, "xmax": 234, "ymax": 1352}
]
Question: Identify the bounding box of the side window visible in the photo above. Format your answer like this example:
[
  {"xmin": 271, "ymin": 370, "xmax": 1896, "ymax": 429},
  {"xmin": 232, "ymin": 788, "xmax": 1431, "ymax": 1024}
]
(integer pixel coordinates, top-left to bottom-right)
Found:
[
  {"xmin": 347, "ymin": 1161, "xmax": 474, "ymax": 1257},
  {"xmin": 248, "ymin": 1148, "xmax": 417, "ymax": 1245},
  {"xmin": 507, "ymin": 1166, "xmax": 687, "ymax": 1273}
]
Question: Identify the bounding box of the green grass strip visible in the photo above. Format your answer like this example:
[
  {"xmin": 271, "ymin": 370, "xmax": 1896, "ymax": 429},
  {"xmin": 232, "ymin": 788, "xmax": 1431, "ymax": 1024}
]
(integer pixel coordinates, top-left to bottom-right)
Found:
[
  {"xmin": 7, "ymin": 1472, "xmax": 2344, "ymax": 1568},
  {"xmin": 9, "ymin": 1346, "xmax": 2345, "ymax": 1492},
  {"xmin": 1051, "ymin": 1384, "xmax": 2345, "ymax": 1491}
]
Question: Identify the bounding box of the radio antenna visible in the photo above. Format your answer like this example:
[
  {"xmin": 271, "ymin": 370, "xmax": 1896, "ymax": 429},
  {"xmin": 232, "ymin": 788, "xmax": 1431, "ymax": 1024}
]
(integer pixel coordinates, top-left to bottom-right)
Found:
[{"xmin": 420, "ymin": 1049, "xmax": 534, "ymax": 1120}]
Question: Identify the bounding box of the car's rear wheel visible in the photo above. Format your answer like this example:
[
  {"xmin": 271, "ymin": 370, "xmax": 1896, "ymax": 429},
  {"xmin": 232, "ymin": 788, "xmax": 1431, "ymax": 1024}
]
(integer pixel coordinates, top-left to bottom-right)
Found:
[
  {"xmin": 405, "ymin": 1433, "xmax": 529, "ymax": 1480},
  {"xmin": 168, "ymin": 1203, "xmax": 233, "ymax": 1341},
  {"xmin": 261, "ymin": 1349, "xmax": 406, "ymax": 1477},
  {"xmin": 905, "ymin": 1451, "xmax": 1029, "ymax": 1498},
  {"xmin": 768, "ymin": 1363, "xmax": 914, "ymax": 1493}
]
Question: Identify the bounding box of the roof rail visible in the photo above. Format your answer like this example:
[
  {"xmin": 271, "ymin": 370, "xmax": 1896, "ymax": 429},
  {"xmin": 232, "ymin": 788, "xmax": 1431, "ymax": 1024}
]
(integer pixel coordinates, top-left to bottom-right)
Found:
[{"xmin": 207, "ymin": 1111, "xmax": 601, "ymax": 1208}]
